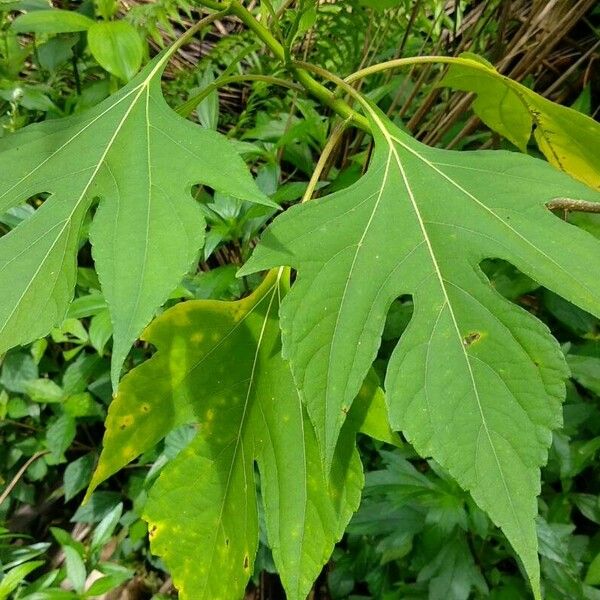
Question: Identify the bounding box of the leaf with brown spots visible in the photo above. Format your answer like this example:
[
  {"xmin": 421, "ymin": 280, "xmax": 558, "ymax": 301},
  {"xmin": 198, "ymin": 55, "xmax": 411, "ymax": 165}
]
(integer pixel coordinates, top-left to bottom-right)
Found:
[
  {"xmin": 239, "ymin": 104, "xmax": 600, "ymax": 598},
  {"xmin": 88, "ymin": 269, "xmax": 388, "ymax": 600}
]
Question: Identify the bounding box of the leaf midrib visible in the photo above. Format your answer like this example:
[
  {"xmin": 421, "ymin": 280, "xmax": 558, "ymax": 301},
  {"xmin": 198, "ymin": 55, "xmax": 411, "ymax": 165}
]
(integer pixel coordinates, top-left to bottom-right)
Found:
[
  {"xmin": 114, "ymin": 86, "xmax": 154, "ymax": 371},
  {"xmin": 0, "ymin": 85, "xmax": 140, "ymax": 204},
  {"xmin": 357, "ymin": 107, "xmax": 521, "ymax": 529},
  {"xmin": 323, "ymin": 154, "xmax": 392, "ymax": 461},
  {"xmin": 387, "ymin": 134, "xmax": 520, "ymax": 527},
  {"xmin": 390, "ymin": 133, "xmax": 594, "ymax": 299},
  {"xmin": 198, "ymin": 272, "xmax": 282, "ymax": 599}
]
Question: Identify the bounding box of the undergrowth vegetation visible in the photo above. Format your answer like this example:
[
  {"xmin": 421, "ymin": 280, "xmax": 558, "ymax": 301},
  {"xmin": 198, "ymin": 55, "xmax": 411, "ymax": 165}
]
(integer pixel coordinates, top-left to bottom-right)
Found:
[{"xmin": 1, "ymin": 1, "xmax": 600, "ymax": 599}]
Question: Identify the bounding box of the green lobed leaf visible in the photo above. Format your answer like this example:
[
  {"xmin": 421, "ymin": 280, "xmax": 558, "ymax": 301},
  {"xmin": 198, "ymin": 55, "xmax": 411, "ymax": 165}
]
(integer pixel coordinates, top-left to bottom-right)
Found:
[
  {"xmin": 0, "ymin": 49, "xmax": 272, "ymax": 387},
  {"xmin": 439, "ymin": 52, "xmax": 600, "ymax": 189},
  {"xmin": 239, "ymin": 105, "xmax": 600, "ymax": 597},
  {"xmin": 88, "ymin": 270, "xmax": 374, "ymax": 600}
]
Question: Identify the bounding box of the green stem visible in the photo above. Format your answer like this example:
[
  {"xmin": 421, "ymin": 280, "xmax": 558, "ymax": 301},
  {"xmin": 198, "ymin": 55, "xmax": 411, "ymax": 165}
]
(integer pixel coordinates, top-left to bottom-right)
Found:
[
  {"xmin": 292, "ymin": 69, "xmax": 369, "ymax": 131},
  {"xmin": 344, "ymin": 55, "xmax": 495, "ymax": 84},
  {"xmin": 167, "ymin": 9, "xmax": 230, "ymax": 58},
  {"xmin": 176, "ymin": 75, "xmax": 303, "ymax": 117},
  {"xmin": 301, "ymin": 118, "xmax": 351, "ymax": 204},
  {"xmin": 228, "ymin": 0, "xmax": 286, "ymax": 61},
  {"xmin": 260, "ymin": 0, "xmax": 286, "ymax": 48},
  {"xmin": 196, "ymin": 0, "xmax": 228, "ymax": 10},
  {"xmin": 225, "ymin": 0, "xmax": 370, "ymax": 132},
  {"xmin": 293, "ymin": 60, "xmax": 372, "ymax": 121}
]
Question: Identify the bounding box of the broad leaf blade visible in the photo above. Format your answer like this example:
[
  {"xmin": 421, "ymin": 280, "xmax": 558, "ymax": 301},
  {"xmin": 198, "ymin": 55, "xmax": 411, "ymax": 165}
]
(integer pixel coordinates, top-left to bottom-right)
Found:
[
  {"xmin": 0, "ymin": 50, "xmax": 272, "ymax": 387},
  {"xmin": 89, "ymin": 270, "xmax": 364, "ymax": 600},
  {"xmin": 240, "ymin": 106, "xmax": 600, "ymax": 596}
]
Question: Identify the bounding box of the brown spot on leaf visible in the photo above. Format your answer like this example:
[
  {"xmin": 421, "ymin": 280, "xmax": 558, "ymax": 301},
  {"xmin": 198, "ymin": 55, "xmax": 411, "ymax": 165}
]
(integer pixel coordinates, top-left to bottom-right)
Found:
[
  {"xmin": 243, "ymin": 555, "xmax": 249, "ymax": 569},
  {"xmin": 119, "ymin": 415, "xmax": 134, "ymax": 429},
  {"xmin": 463, "ymin": 332, "xmax": 481, "ymax": 347}
]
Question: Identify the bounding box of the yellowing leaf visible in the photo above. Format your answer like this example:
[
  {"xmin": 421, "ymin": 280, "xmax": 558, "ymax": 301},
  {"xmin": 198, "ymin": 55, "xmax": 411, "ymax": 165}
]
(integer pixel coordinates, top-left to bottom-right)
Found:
[
  {"xmin": 0, "ymin": 49, "xmax": 272, "ymax": 387},
  {"xmin": 240, "ymin": 105, "xmax": 600, "ymax": 598},
  {"xmin": 89, "ymin": 270, "xmax": 369, "ymax": 600},
  {"xmin": 440, "ymin": 53, "xmax": 600, "ymax": 189}
]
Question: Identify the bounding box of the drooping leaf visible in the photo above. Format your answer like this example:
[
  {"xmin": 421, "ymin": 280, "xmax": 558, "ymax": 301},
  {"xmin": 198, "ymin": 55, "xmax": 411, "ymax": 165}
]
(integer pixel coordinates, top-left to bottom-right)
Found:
[
  {"xmin": 0, "ymin": 49, "xmax": 272, "ymax": 387},
  {"xmin": 88, "ymin": 270, "xmax": 371, "ymax": 600},
  {"xmin": 439, "ymin": 53, "xmax": 600, "ymax": 189},
  {"xmin": 239, "ymin": 105, "xmax": 600, "ymax": 597}
]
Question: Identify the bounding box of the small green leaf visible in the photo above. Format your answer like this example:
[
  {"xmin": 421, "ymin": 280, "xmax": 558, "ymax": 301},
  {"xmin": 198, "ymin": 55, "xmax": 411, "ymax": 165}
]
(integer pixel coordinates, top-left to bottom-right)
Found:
[
  {"xmin": 25, "ymin": 378, "xmax": 64, "ymax": 403},
  {"xmin": 567, "ymin": 354, "xmax": 600, "ymax": 395},
  {"xmin": 0, "ymin": 351, "xmax": 38, "ymax": 393},
  {"xmin": 87, "ymin": 21, "xmax": 144, "ymax": 81},
  {"xmin": 12, "ymin": 9, "xmax": 94, "ymax": 33},
  {"xmin": 63, "ymin": 545, "xmax": 86, "ymax": 594},
  {"xmin": 51, "ymin": 527, "xmax": 86, "ymax": 554},
  {"xmin": 347, "ymin": 370, "xmax": 401, "ymax": 447},
  {"xmin": 418, "ymin": 533, "xmax": 488, "ymax": 599},
  {"xmin": 88, "ymin": 308, "xmax": 112, "ymax": 355},
  {"xmin": 84, "ymin": 573, "xmax": 128, "ymax": 596},
  {"xmin": 64, "ymin": 453, "xmax": 95, "ymax": 501},
  {"xmin": 62, "ymin": 353, "xmax": 102, "ymax": 395},
  {"xmin": 195, "ymin": 68, "xmax": 219, "ymax": 130},
  {"xmin": 46, "ymin": 414, "xmax": 76, "ymax": 459},
  {"xmin": 90, "ymin": 502, "xmax": 122, "ymax": 552},
  {"xmin": 37, "ymin": 35, "xmax": 78, "ymax": 71},
  {"xmin": 94, "ymin": 0, "xmax": 118, "ymax": 21},
  {"xmin": 0, "ymin": 560, "xmax": 43, "ymax": 599},
  {"xmin": 72, "ymin": 491, "xmax": 120, "ymax": 524},
  {"xmin": 585, "ymin": 551, "xmax": 600, "ymax": 585}
]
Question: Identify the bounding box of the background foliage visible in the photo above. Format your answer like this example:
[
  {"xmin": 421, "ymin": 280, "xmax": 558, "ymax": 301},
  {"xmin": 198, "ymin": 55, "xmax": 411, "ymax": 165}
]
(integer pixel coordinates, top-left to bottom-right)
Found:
[{"xmin": 1, "ymin": 0, "xmax": 600, "ymax": 598}]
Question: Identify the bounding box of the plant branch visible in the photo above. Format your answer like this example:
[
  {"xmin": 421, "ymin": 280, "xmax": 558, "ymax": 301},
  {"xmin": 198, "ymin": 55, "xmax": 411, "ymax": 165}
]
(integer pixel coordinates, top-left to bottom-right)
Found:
[
  {"xmin": 195, "ymin": 0, "xmax": 227, "ymax": 10},
  {"xmin": 0, "ymin": 451, "xmax": 49, "ymax": 506},
  {"xmin": 292, "ymin": 60, "xmax": 372, "ymax": 125},
  {"xmin": 344, "ymin": 55, "xmax": 497, "ymax": 84},
  {"xmin": 302, "ymin": 118, "xmax": 351, "ymax": 204},
  {"xmin": 221, "ymin": 0, "xmax": 370, "ymax": 132},
  {"xmin": 546, "ymin": 198, "xmax": 600, "ymax": 213},
  {"xmin": 167, "ymin": 8, "xmax": 231, "ymax": 57},
  {"xmin": 176, "ymin": 75, "xmax": 303, "ymax": 117}
]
